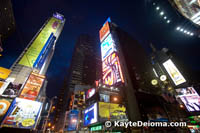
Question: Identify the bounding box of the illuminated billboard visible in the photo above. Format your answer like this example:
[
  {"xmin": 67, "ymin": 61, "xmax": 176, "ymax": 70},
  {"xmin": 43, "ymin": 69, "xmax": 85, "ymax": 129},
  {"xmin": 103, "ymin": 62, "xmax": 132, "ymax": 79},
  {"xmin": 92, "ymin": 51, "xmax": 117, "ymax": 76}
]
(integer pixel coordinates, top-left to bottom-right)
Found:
[
  {"xmin": 0, "ymin": 97, "xmax": 13, "ymax": 122},
  {"xmin": 101, "ymin": 34, "xmax": 117, "ymax": 60},
  {"xmin": 99, "ymin": 21, "xmax": 110, "ymax": 42},
  {"xmin": 67, "ymin": 110, "xmax": 79, "ymax": 131},
  {"xmin": 163, "ymin": 59, "xmax": 186, "ymax": 86},
  {"xmin": 99, "ymin": 102, "xmax": 127, "ymax": 121},
  {"xmin": 18, "ymin": 17, "xmax": 61, "ymax": 67},
  {"xmin": 86, "ymin": 88, "xmax": 96, "ymax": 99},
  {"xmin": 176, "ymin": 87, "xmax": 200, "ymax": 112},
  {"xmin": 19, "ymin": 73, "xmax": 45, "ymax": 101},
  {"xmin": 2, "ymin": 98, "xmax": 43, "ymax": 129},
  {"xmin": 102, "ymin": 52, "xmax": 124, "ymax": 86},
  {"xmin": 83, "ymin": 103, "xmax": 97, "ymax": 126},
  {"xmin": 0, "ymin": 67, "xmax": 11, "ymax": 80}
]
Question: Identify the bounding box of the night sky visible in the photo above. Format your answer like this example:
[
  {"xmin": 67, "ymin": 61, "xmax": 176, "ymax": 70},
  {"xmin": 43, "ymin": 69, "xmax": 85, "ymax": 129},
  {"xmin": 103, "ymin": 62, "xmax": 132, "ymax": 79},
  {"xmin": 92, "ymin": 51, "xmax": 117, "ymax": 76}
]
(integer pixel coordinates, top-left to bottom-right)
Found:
[{"xmin": 0, "ymin": 0, "xmax": 200, "ymax": 98}]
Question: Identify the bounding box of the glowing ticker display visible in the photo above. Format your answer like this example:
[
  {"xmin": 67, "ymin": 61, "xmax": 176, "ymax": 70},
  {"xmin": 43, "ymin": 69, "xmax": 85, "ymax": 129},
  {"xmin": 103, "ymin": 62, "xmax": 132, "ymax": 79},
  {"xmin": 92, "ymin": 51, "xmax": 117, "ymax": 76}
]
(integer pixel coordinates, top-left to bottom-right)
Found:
[
  {"xmin": 102, "ymin": 52, "xmax": 124, "ymax": 86},
  {"xmin": 101, "ymin": 34, "xmax": 116, "ymax": 60},
  {"xmin": 18, "ymin": 17, "xmax": 61, "ymax": 67}
]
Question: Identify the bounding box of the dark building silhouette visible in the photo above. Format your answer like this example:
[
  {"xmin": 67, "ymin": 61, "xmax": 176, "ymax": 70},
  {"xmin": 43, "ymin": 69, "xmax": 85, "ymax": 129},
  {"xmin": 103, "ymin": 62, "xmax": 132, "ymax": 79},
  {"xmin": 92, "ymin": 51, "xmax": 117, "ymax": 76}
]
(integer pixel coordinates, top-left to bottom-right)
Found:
[{"xmin": 53, "ymin": 34, "xmax": 101, "ymax": 131}]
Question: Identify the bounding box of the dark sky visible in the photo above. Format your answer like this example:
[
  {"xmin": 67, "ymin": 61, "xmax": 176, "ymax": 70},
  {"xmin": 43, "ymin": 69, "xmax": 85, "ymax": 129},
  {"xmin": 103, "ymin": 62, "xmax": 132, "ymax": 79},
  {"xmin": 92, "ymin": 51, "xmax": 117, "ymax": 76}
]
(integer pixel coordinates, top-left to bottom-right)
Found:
[{"xmin": 0, "ymin": 0, "xmax": 200, "ymax": 98}]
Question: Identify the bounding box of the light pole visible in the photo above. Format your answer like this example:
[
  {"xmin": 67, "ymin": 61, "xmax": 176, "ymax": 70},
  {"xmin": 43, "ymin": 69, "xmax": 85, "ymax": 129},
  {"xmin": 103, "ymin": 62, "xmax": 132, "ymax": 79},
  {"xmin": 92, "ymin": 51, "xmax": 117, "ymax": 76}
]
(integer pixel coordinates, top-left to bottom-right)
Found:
[{"xmin": 43, "ymin": 96, "xmax": 57, "ymax": 133}]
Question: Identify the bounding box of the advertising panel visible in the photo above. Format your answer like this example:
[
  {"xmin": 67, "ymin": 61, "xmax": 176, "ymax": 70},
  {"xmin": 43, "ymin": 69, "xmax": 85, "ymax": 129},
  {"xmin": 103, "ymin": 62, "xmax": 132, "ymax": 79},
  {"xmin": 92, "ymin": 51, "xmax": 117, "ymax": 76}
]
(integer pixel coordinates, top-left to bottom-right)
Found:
[
  {"xmin": 1, "ymin": 82, "xmax": 22, "ymax": 97},
  {"xmin": 67, "ymin": 110, "xmax": 79, "ymax": 131},
  {"xmin": 2, "ymin": 98, "xmax": 43, "ymax": 129},
  {"xmin": 18, "ymin": 17, "xmax": 61, "ymax": 67},
  {"xmin": 163, "ymin": 59, "xmax": 186, "ymax": 86},
  {"xmin": 19, "ymin": 73, "xmax": 45, "ymax": 101},
  {"xmin": 101, "ymin": 34, "xmax": 117, "ymax": 60},
  {"xmin": 86, "ymin": 88, "xmax": 96, "ymax": 99},
  {"xmin": 0, "ymin": 97, "xmax": 13, "ymax": 122},
  {"xmin": 0, "ymin": 67, "xmax": 11, "ymax": 80},
  {"xmin": 102, "ymin": 52, "xmax": 124, "ymax": 86},
  {"xmin": 99, "ymin": 21, "xmax": 110, "ymax": 42},
  {"xmin": 98, "ymin": 102, "xmax": 127, "ymax": 121},
  {"xmin": 83, "ymin": 103, "xmax": 97, "ymax": 126},
  {"xmin": 176, "ymin": 87, "xmax": 200, "ymax": 112}
]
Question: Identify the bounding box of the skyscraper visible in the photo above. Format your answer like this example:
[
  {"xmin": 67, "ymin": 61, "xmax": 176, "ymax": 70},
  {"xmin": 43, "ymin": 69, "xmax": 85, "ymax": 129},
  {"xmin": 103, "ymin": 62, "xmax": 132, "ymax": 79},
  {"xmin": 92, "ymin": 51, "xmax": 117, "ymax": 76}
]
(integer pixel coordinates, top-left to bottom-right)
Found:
[{"xmin": 53, "ymin": 34, "xmax": 101, "ymax": 131}]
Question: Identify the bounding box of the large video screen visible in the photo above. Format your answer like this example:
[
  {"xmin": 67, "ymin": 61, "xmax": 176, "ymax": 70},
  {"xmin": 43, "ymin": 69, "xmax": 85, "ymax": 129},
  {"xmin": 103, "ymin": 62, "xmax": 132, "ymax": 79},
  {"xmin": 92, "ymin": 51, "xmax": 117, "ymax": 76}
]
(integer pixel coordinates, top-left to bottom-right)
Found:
[
  {"xmin": 176, "ymin": 87, "xmax": 200, "ymax": 112},
  {"xmin": 99, "ymin": 102, "xmax": 127, "ymax": 121},
  {"xmin": 101, "ymin": 34, "xmax": 117, "ymax": 60},
  {"xmin": 83, "ymin": 103, "xmax": 97, "ymax": 126},
  {"xmin": 18, "ymin": 17, "xmax": 61, "ymax": 67},
  {"xmin": 99, "ymin": 21, "xmax": 110, "ymax": 42},
  {"xmin": 163, "ymin": 59, "xmax": 186, "ymax": 86},
  {"xmin": 2, "ymin": 98, "xmax": 43, "ymax": 129},
  {"xmin": 102, "ymin": 52, "xmax": 124, "ymax": 86},
  {"xmin": 19, "ymin": 73, "xmax": 45, "ymax": 101},
  {"xmin": 67, "ymin": 110, "xmax": 79, "ymax": 131}
]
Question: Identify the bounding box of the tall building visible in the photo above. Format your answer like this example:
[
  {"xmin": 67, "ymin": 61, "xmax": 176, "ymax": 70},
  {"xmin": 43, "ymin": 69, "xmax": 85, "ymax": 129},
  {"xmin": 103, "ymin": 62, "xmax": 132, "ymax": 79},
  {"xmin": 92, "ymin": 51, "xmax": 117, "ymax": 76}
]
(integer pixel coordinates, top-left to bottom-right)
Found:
[
  {"xmin": 53, "ymin": 34, "xmax": 101, "ymax": 132},
  {"xmin": 0, "ymin": 0, "xmax": 16, "ymax": 52},
  {"xmin": 0, "ymin": 13, "xmax": 65, "ymax": 132}
]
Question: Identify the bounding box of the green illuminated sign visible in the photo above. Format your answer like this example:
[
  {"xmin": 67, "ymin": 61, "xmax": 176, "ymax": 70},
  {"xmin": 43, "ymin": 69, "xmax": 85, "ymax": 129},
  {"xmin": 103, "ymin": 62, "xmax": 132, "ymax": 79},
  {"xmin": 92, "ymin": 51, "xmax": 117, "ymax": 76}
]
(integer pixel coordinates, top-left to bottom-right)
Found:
[{"xmin": 90, "ymin": 125, "xmax": 102, "ymax": 131}]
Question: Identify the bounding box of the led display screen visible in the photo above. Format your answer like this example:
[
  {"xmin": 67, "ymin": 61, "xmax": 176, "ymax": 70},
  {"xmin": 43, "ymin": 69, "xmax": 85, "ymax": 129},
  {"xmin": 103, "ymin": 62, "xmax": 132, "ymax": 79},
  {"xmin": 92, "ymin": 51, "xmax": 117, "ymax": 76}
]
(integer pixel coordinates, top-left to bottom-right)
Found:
[
  {"xmin": 19, "ymin": 73, "xmax": 45, "ymax": 101},
  {"xmin": 98, "ymin": 102, "xmax": 127, "ymax": 121},
  {"xmin": 83, "ymin": 103, "xmax": 97, "ymax": 126},
  {"xmin": 163, "ymin": 59, "xmax": 186, "ymax": 86},
  {"xmin": 86, "ymin": 88, "xmax": 96, "ymax": 99},
  {"xmin": 18, "ymin": 17, "xmax": 61, "ymax": 67},
  {"xmin": 101, "ymin": 34, "xmax": 116, "ymax": 60},
  {"xmin": 0, "ymin": 97, "xmax": 13, "ymax": 122},
  {"xmin": 176, "ymin": 87, "xmax": 200, "ymax": 112},
  {"xmin": 67, "ymin": 110, "xmax": 79, "ymax": 131},
  {"xmin": 99, "ymin": 21, "xmax": 110, "ymax": 42},
  {"xmin": 2, "ymin": 98, "xmax": 43, "ymax": 129},
  {"xmin": 102, "ymin": 52, "xmax": 124, "ymax": 86}
]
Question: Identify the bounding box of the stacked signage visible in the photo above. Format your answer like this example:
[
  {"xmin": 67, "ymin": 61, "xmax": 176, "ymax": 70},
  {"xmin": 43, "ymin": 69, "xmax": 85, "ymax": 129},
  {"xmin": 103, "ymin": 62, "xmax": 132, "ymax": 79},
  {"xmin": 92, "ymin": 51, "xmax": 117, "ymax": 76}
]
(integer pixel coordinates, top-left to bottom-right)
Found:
[
  {"xmin": 99, "ymin": 19, "xmax": 124, "ymax": 86},
  {"xmin": 176, "ymin": 87, "xmax": 200, "ymax": 112}
]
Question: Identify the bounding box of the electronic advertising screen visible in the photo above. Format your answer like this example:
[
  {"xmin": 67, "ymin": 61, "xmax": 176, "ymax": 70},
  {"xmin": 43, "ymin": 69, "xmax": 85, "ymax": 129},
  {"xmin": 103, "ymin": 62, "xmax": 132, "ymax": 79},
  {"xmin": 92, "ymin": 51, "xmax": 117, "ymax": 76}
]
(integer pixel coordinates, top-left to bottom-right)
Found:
[
  {"xmin": 2, "ymin": 98, "xmax": 43, "ymax": 129},
  {"xmin": 176, "ymin": 87, "xmax": 200, "ymax": 112},
  {"xmin": 86, "ymin": 88, "xmax": 96, "ymax": 99},
  {"xmin": 0, "ymin": 67, "xmax": 11, "ymax": 80},
  {"xmin": 102, "ymin": 52, "xmax": 124, "ymax": 86},
  {"xmin": 67, "ymin": 110, "xmax": 79, "ymax": 131},
  {"xmin": 19, "ymin": 73, "xmax": 45, "ymax": 101},
  {"xmin": 83, "ymin": 103, "xmax": 97, "ymax": 126},
  {"xmin": 163, "ymin": 59, "xmax": 186, "ymax": 86},
  {"xmin": 0, "ymin": 97, "xmax": 13, "ymax": 122},
  {"xmin": 101, "ymin": 34, "xmax": 117, "ymax": 60},
  {"xmin": 18, "ymin": 17, "xmax": 61, "ymax": 67},
  {"xmin": 98, "ymin": 102, "xmax": 127, "ymax": 121},
  {"xmin": 99, "ymin": 21, "xmax": 110, "ymax": 42}
]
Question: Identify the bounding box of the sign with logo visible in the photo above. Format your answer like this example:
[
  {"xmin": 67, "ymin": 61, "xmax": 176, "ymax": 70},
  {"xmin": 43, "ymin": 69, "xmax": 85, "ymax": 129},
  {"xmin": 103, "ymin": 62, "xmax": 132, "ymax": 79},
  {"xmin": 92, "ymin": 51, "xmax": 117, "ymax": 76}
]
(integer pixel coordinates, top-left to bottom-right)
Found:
[
  {"xmin": 18, "ymin": 17, "xmax": 61, "ymax": 67},
  {"xmin": 0, "ymin": 67, "xmax": 11, "ymax": 80},
  {"xmin": 2, "ymin": 98, "xmax": 42, "ymax": 129},
  {"xmin": 83, "ymin": 103, "xmax": 97, "ymax": 126},
  {"xmin": 0, "ymin": 97, "xmax": 13, "ymax": 122},
  {"xmin": 19, "ymin": 73, "xmax": 45, "ymax": 101},
  {"xmin": 99, "ymin": 21, "xmax": 110, "ymax": 42}
]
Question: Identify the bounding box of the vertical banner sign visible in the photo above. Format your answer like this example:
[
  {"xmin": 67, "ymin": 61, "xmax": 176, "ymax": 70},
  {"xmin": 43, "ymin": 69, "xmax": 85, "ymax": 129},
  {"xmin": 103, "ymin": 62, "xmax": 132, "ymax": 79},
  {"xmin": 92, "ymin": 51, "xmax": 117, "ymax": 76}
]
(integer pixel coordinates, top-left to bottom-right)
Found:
[
  {"xmin": 18, "ymin": 17, "xmax": 61, "ymax": 67},
  {"xmin": 102, "ymin": 52, "xmax": 124, "ymax": 86},
  {"xmin": 163, "ymin": 59, "xmax": 186, "ymax": 86},
  {"xmin": 99, "ymin": 21, "xmax": 110, "ymax": 42},
  {"xmin": 19, "ymin": 73, "xmax": 45, "ymax": 101},
  {"xmin": 2, "ymin": 98, "xmax": 43, "ymax": 129}
]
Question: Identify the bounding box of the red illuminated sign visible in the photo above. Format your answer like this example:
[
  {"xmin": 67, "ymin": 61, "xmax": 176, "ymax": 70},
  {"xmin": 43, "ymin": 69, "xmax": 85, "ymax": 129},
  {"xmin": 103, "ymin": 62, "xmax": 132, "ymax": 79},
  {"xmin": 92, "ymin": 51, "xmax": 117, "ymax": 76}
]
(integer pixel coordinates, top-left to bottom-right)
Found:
[
  {"xmin": 99, "ymin": 21, "xmax": 110, "ymax": 42},
  {"xmin": 102, "ymin": 52, "xmax": 124, "ymax": 86}
]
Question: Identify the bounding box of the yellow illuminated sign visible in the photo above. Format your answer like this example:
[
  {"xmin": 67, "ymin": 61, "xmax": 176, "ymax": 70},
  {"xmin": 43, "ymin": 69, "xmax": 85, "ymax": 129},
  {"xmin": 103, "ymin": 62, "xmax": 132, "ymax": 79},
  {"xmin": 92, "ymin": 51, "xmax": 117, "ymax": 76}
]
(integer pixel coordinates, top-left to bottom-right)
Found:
[
  {"xmin": 99, "ymin": 102, "xmax": 126, "ymax": 119},
  {"xmin": 0, "ymin": 67, "xmax": 11, "ymax": 79},
  {"xmin": 18, "ymin": 17, "xmax": 61, "ymax": 67}
]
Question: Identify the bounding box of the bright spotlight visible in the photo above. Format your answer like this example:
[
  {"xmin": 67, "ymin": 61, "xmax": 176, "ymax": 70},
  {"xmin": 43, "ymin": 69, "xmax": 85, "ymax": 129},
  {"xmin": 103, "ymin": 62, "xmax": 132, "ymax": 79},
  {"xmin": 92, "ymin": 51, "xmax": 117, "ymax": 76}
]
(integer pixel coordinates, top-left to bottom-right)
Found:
[
  {"xmin": 160, "ymin": 11, "xmax": 164, "ymax": 16},
  {"xmin": 184, "ymin": 30, "xmax": 187, "ymax": 33},
  {"xmin": 167, "ymin": 20, "xmax": 170, "ymax": 23},
  {"xmin": 176, "ymin": 27, "xmax": 180, "ymax": 30},
  {"xmin": 187, "ymin": 32, "xmax": 190, "ymax": 34},
  {"xmin": 190, "ymin": 33, "xmax": 194, "ymax": 36},
  {"xmin": 156, "ymin": 7, "xmax": 160, "ymax": 10},
  {"xmin": 164, "ymin": 16, "xmax": 167, "ymax": 19},
  {"xmin": 180, "ymin": 28, "xmax": 184, "ymax": 32}
]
